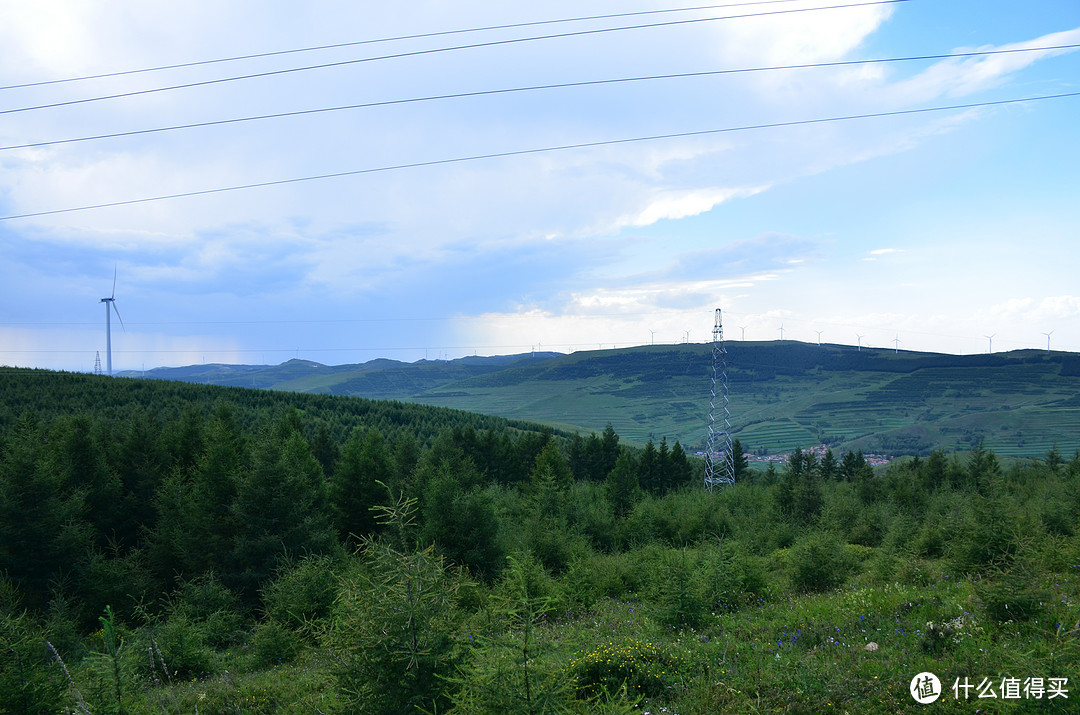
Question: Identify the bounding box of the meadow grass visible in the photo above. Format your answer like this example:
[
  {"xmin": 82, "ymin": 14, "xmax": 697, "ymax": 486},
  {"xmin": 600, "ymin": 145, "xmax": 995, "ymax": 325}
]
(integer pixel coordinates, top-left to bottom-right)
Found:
[{"xmin": 52, "ymin": 546, "xmax": 1079, "ymax": 714}]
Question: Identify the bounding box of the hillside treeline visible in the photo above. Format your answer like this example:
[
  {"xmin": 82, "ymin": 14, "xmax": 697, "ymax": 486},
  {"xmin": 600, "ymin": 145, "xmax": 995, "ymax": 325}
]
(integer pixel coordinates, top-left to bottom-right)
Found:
[{"xmin": 2, "ymin": 369, "xmax": 1078, "ymax": 713}]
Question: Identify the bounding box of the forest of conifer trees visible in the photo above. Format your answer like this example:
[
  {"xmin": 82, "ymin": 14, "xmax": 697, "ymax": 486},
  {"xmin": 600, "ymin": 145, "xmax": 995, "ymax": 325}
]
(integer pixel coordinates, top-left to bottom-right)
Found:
[{"xmin": 1, "ymin": 368, "xmax": 1078, "ymax": 713}]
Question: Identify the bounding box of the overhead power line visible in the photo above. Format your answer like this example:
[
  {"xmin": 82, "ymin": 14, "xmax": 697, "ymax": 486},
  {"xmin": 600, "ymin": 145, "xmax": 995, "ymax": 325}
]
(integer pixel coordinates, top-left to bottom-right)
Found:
[
  {"xmin": 4, "ymin": 43, "xmax": 1076, "ymax": 153},
  {"xmin": 2, "ymin": 90, "xmax": 1077, "ymax": 223},
  {"xmin": 0, "ymin": 0, "xmax": 909, "ymax": 116},
  {"xmin": 0, "ymin": 0, "xmax": 831, "ymax": 91}
]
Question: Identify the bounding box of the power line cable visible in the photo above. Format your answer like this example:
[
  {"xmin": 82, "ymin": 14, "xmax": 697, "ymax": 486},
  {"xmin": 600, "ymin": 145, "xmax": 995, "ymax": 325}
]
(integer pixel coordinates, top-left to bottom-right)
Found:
[
  {"xmin": 0, "ymin": 0, "xmax": 910, "ymax": 116},
  {"xmin": 4, "ymin": 43, "xmax": 1074, "ymax": 153},
  {"xmin": 0, "ymin": 0, "xmax": 825, "ymax": 91},
  {"xmin": 2, "ymin": 89, "xmax": 1076, "ymax": 222}
]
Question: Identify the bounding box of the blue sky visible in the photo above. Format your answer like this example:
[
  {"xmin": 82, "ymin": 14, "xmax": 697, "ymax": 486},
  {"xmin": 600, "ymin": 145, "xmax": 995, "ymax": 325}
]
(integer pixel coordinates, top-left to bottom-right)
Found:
[{"xmin": 2, "ymin": 0, "xmax": 1078, "ymax": 371}]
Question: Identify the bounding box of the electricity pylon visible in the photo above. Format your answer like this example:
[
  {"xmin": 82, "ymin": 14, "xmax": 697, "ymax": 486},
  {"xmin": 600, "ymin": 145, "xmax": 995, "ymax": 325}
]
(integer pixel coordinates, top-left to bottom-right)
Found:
[{"xmin": 704, "ymin": 308, "xmax": 735, "ymax": 491}]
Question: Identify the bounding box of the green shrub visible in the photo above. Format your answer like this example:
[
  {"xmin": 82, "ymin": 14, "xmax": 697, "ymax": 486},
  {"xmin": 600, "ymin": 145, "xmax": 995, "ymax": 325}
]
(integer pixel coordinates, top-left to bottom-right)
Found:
[
  {"xmin": 250, "ymin": 619, "xmax": 303, "ymax": 667},
  {"xmin": 447, "ymin": 555, "xmax": 574, "ymax": 715},
  {"xmin": 567, "ymin": 639, "xmax": 689, "ymax": 701},
  {"xmin": 565, "ymin": 481, "xmax": 618, "ymax": 551},
  {"xmin": 527, "ymin": 517, "xmax": 588, "ymax": 576},
  {"xmin": 975, "ymin": 563, "xmax": 1051, "ymax": 623},
  {"xmin": 146, "ymin": 611, "xmax": 221, "ymax": 680},
  {"xmin": 562, "ymin": 551, "xmax": 637, "ymax": 609},
  {"xmin": 622, "ymin": 490, "xmax": 731, "ymax": 547},
  {"xmin": 260, "ymin": 553, "xmax": 340, "ymax": 637},
  {"xmin": 0, "ymin": 582, "xmax": 65, "ymax": 715},
  {"xmin": 82, "ymin": 547, "xmax": 156, "ymax": 627},
  {"xmin": 167, "ymin": 572, "xmax": 244, "ymax": 648},
  {"xmin": 788, "ymin": 531, "xmax": 854, "ymax": 593},
  {"xmin": 322, "ymin": 492, "xmax": 467, "ymax": 714},
  {"xmin": 949, "ymin": 495, "xmax": 1022, "ymax": 573}
]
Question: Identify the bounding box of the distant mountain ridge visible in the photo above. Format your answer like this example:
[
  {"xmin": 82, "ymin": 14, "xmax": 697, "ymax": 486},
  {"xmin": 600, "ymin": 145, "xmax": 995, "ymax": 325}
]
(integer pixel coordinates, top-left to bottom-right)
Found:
[
  {"xmin": 120, "ymin": 352, "xmax": 564, "ymax": 397},
  {"xmin": 120, "ymin": 343, "xmax": 1080, "ymax": 459}
]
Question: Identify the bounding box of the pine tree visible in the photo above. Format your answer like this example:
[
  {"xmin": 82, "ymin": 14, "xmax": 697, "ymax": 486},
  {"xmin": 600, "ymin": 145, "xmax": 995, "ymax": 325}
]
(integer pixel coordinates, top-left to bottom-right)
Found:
[
  {"xmin": 420, "ymin": 465, "xmax": 503, "ymax": 580},
  {"xmin": 777, "ymin": 448, "xmax": 823, "ymax": 524},
  {"xmin": 330, "ymin": 428, "xmax": 395, "ymax": 544},
  {"xmin": 657, "ymin": 436, "xmax": 671, "ymax": 492},
  {"xmin": 567, "ymin": 433, "xmax": 588, "ymax": 481},
  {"xmin": 45, "ymin": 415, "xmax": 122, "ymax": 547},
  {"xmin": 529, "ymin": 440, "xmax": 573, "ymax": 491},
  {"xmin": 599, "ymin": 423, "xmax": 620, "ymax": 477},
  {"xmin": 967, "ymin": 439, "xmax": 999, "ymax": 495},
  {"xmin": 324, "ymin": 490, "xmax": 465, "ymax": 714},
  {"xmin": 668, "ymin": 440, "xmax": 694, "ymax": 489},
  {"xmin": 0, "ymin": 415, "xmax": 90, "ymax": 608},
  {"xmin": 922, "ymin": 448, "xmax": 948, "ymax": 491},
  {"xmin": 113, "ymin": 413, "xmax": 168, "ymax": 551},
  {"xmin": 604, "ymin": 450, "xmax": 640, "ymax": 517},
  {"xmin": 638, "ymin": 439, "xmax": 660, "ymax": 494},
  {"xmin": 309, "ymin": 421, "xmax": 340, "ymax": 479},
  {"xmin": 230, "ymin": 431, "xmax": 335, "ymax": 600},
  {"xmin": 392, "ymin": 432, "xmax": 421, "ymax": 485},
  {"xmin": 818, "ymin": 447, "xmax": 838, "ymax": 481}
]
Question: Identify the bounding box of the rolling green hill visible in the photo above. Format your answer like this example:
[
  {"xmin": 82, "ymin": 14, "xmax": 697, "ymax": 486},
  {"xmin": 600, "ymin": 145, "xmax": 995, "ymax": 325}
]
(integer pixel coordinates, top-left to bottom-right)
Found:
[{"xmin": 123, "ymin": 342, "xmax": 1080, "ymax": 458}]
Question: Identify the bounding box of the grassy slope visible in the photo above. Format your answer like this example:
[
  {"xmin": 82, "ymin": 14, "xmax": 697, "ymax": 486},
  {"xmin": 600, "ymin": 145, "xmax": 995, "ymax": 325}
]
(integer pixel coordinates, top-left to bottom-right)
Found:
[
  {"xmin": 127, "ymin": 343, "xmax": 1080, "ymax": 458},
  {"xmin": 403, "ymin": 343, "xmax": 1080, "ymax": 458}
]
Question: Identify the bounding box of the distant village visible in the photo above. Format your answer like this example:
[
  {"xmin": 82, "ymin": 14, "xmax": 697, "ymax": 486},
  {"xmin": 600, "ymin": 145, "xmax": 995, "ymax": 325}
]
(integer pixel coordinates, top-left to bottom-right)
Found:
[{"xmin": 697, "ymin": 443, "xmax": 893, "ymax": 467}]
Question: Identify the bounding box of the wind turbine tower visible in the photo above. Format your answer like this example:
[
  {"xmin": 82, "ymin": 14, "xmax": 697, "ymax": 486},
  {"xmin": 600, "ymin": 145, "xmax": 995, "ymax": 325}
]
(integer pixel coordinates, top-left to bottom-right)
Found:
[
  {"xmin": 985, "ymin": 334, "xmax": 995, "ymax": 354},
  {"xmin": 856, "ymin": 334, "xmax": 864, "ymax": 352},
  {"xmin": 100, "ymin": 268, "xmax": 125, "ymax": 376},
  {"xmin": 704, "ymin": 308, "xmax": 735, "ymax": 491},
  {"xmin": 1043, "ymin": 330, "xmax": 1054, "ymax": 352}
]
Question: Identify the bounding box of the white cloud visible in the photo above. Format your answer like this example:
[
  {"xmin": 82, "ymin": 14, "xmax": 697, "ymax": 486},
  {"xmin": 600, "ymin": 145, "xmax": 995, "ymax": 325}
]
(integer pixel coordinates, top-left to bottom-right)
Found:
[
  {"xmin": 707, "ymin": 1, "xmax": 894, "ymax": 66},
  {"xmin": 1033, "ymin": 295, "xmax": 1080, "ymax": 320},
  {"xmin": 886, "ymin": 28, "xmax": 1080, "ymax": 104},
  {"xmin": 626, "ymin": 185, "xmax": 768, "ymax": 227},
  {"xmin": 990, "ymin": 297, "xmax": 1036, "ymax": 318}
]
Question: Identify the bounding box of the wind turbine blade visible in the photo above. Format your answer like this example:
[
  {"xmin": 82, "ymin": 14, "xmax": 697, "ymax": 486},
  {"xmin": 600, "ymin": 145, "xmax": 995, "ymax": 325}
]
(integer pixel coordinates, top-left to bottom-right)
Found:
[
  {"xmin": 112, "ymin": 302, "xmax": 125, "ymax": 331},
  {"xmin": 111, "ymin": 265, "xmax": 117, "ymax": 299}
]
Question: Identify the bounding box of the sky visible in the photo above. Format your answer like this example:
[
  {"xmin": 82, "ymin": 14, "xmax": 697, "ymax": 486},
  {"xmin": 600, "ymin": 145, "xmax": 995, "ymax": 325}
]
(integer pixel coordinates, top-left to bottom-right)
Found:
[{"xmin": 1, "ymin": 0, "xmax": 1078, "ymax": 372}]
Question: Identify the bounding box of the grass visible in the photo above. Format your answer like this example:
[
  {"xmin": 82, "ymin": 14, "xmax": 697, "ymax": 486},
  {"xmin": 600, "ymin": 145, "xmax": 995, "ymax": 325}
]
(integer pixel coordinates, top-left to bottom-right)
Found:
[
  {"xmin": 121, "ymin": 655, "xmax": 341, "ymax": 715},
  {"xmin": 525, "ymin": 561, "xmax": 1079, "ymax": 714},
  {"xmin": 61, "ymin": 546, "xmax": 1078, "ymax": 714}
]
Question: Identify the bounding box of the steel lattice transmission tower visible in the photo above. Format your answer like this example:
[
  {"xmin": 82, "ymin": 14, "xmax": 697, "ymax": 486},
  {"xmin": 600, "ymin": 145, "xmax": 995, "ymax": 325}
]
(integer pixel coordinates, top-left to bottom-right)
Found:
[{"xmin": 704, "ymin": 308, "xmax": 735, "ymax": 491}]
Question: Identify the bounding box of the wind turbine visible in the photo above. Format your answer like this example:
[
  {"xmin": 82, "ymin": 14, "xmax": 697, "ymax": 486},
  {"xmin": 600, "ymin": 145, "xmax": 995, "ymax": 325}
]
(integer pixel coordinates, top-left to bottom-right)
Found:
[
  {"xmin": 648, "ymin": 329, "xmax": 656, "ymax": 345},
  {"xmin": 100, "ymin": 267, "xmax": 125, "ymax": 376},
  {"xmin": 985, "ymin": 333, "xmax": 995, "ymax": 354},
  {"xmin": 815, "ymin": 330, "xmax": 823, "ymax": 346},
  {"xmin": 1042, "ymin": 330, "xmax": 1054, "ymax": 352},
  {"xmin": 739, "ymin": 326, "xmax": 747, "ymax": 341},
  {"xmin": 778, "ymin": 323, "xmax": 785, "ymax": 341},
  {"xmin": 855, "ymin": 333, "xmax": 864, "ymax": 352},
  {"xmin": 892, "ymin": 334, "xmax": 901, "ymax": 354}
]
